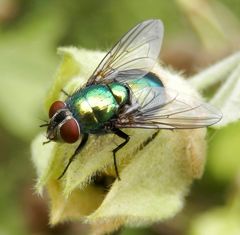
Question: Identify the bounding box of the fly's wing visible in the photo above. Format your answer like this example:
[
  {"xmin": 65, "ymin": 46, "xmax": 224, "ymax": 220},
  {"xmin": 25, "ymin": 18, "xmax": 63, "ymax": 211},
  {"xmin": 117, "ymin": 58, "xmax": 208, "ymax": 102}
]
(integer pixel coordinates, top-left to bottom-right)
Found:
[
  {"xmin": 86, "ymin": 19, "xmax": 164, "ymax": 86},
  {"xmin": 115, "ymin": 87, "xmax": 222, "ymax": 129}
]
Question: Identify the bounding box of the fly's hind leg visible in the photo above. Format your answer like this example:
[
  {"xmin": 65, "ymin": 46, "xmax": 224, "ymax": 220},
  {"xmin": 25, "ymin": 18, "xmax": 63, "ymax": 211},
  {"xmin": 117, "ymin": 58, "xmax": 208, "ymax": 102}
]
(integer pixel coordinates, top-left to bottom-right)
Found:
[
  {"xmin": 112, "ymin": 129, "xmax": 130, "ymax": 180},
  {"xmin": 58, "ymin": 134, "xmax": 89, "ymax": 180}
]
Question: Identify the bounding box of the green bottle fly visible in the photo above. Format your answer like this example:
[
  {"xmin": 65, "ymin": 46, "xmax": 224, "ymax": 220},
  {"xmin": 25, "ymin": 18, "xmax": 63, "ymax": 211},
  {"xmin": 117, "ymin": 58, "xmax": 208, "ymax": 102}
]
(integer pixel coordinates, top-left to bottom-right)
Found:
[{"xmin": 41, "ymin": 19, "xmax": 221, "ymax": 180}]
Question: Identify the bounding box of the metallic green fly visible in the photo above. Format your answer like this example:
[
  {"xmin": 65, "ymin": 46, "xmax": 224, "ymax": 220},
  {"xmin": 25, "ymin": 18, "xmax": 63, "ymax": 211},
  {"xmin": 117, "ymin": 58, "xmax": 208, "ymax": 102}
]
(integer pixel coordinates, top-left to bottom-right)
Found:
[{"xmin": 41, "ymin": 19, "xmax": 222, "ymax": 180}]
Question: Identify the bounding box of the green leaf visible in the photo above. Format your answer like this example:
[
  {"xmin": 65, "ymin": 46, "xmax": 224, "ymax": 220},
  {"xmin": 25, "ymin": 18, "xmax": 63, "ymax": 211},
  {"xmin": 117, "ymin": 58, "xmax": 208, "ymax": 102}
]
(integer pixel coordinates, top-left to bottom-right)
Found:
[
  {"xmin": 176, "ymin": 0, "xmax": 240, "ymax": 52},
  {"xmin": 189, "ymin": 188, "xmax": 240, "ymax": 235},
  {"xmin": 207, "ymin": 121, "xmax": 240, "ymax": 183},
  {"xmin": 0, "ymin": 7, "xmax": 60, "ymax": 140}
]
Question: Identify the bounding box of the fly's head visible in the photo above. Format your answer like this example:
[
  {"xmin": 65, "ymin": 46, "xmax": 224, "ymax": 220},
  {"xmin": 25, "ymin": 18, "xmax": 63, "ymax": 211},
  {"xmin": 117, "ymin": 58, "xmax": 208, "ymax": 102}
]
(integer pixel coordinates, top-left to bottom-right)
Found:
[{"xmin": 41, "ymin": 101, "xmax": 80, "ymax": 144}]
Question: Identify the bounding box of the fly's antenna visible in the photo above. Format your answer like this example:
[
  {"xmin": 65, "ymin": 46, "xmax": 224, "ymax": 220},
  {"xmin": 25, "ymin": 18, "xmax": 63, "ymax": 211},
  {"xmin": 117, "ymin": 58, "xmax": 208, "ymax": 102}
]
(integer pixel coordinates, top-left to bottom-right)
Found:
[
  {"xmin": 39, "ymin": 123, "xmax": 49, "ymax": 128},
  {"xmin": 61, "ymin": 89, "xmax": 70, "ymax": 97},
  {"xmin": 39, "ymin": 118, "xmax": 49, "ymax": 128},
  {"xmin": 42, "ymin": 140, "xmax": 51, "ymax": 145}
]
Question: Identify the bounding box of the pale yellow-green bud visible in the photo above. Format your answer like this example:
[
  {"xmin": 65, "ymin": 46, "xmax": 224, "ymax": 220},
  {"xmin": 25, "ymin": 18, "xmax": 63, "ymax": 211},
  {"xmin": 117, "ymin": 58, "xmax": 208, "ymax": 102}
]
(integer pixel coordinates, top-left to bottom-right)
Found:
[{"xmin": 32, "ymin": 48, "xmax": 208, "ymax": 234}]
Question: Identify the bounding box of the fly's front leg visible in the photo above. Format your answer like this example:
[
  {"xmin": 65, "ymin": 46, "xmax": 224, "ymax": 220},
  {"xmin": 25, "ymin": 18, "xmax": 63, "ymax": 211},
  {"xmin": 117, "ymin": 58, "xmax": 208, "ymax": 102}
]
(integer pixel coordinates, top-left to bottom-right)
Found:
[
  {"xmin": 58, "ymin": 134, "xmax": 89, "ymax": 180},
  {"xmin": 112, "ymin": 129, "xmax": 130, "ymax": 180}
]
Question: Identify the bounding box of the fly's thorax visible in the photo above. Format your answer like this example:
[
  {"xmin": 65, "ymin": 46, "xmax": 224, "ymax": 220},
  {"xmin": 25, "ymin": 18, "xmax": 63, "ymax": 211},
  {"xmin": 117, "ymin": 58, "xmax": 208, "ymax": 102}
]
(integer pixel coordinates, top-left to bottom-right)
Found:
[
  {"xmin": 108, "ymin": 82, "xmax": 129, "ymax": 106},
  {"xmin": 67, "ymin": 84, "xmax": 128, "ymax": 133}
]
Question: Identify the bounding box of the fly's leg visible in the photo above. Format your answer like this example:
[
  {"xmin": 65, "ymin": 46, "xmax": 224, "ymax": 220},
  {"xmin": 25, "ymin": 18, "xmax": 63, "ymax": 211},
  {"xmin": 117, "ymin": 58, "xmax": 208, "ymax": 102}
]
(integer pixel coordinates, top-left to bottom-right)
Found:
[
  {"xmin": 112, "ymin": 129, "xmax": 130, "ymax": 180},
  {"xmin": 58, "ymin": 134, "xmax": 89, "ymax": 180}
]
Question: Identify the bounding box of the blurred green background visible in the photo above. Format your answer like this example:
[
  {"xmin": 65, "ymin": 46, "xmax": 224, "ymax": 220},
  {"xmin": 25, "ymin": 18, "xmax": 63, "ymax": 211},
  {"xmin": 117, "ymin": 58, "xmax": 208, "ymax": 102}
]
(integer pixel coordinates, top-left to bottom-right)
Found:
[{"xmin": 0, "ymin": 0, "xmax": 240, "ymax": 235}]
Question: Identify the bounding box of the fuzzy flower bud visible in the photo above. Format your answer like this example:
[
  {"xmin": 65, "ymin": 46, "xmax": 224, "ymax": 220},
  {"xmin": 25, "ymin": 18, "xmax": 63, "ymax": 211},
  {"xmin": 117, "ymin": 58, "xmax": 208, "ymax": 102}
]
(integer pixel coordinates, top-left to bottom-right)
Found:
[{"xmin": 32, "ymin": 48, "xmax": 209, "ymax": 234}]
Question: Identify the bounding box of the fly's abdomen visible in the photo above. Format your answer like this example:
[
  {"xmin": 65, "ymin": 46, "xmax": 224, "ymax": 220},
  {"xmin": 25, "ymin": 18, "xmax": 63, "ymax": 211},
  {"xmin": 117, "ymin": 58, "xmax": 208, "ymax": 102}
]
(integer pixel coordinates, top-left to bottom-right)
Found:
[
  {"xmin": 128, "ymin": 72, "xmax": 164, "ymax": 92},
  {"xmin": 69, "ymin": 84, "xmax": 128, "ymax": 132}
]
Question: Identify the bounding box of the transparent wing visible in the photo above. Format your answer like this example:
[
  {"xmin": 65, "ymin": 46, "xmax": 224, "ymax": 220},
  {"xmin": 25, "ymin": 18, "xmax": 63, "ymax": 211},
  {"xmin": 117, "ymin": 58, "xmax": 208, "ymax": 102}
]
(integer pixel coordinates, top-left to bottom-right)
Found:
[
  {"xmin": 86, "ymin": 19, "xmax": 164, "ymax": 86},
  {"xmin": 115, "ymin": 87, "xmax": 222, "ymax": 129}
]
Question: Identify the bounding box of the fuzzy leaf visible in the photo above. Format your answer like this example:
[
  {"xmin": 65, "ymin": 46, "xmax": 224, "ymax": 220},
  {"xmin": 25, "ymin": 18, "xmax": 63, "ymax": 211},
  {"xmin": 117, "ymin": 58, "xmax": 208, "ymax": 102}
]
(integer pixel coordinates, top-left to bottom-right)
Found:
[
  {"xmin": 189, "ymin": 52, "xmax": 240, "ymax": 91},
  {"xmin": 189, "ymin": 51, "xmax": 240, "ymax": 128},
  {"xmin": 210, "ymin": 63, "xmax": 240, "ymax": 128}
]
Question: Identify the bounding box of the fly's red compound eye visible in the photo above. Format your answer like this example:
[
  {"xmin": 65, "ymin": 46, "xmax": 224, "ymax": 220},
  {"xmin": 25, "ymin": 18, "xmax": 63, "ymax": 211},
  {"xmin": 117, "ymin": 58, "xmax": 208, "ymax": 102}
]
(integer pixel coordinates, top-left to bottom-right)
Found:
[
  {"xmin": 49, "ymin": 101, "xmax": 66, "ymax": 118},
  {"xmin": 60, "ymin": 118, "xmax": 80, "ymax": 143}
]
